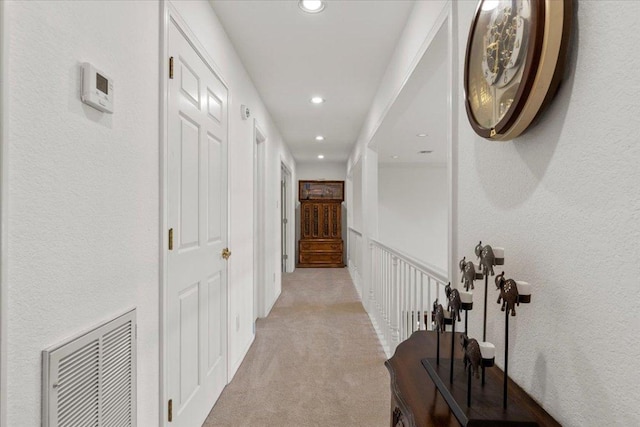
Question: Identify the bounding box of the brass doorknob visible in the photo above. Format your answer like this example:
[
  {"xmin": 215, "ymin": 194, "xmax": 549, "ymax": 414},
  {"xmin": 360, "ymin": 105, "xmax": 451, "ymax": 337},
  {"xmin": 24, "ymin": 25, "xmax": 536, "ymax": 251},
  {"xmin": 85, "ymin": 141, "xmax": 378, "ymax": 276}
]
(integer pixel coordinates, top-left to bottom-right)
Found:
[{"xmin": 222, "ymin": 248, "xmax": 231, "ymax": 260}]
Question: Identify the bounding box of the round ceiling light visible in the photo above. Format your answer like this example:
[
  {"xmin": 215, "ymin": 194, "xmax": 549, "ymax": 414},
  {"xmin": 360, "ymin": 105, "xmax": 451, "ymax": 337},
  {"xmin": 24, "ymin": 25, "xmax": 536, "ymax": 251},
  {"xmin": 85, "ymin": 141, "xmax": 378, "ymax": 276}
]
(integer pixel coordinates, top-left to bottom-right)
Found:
[
  {"xmin": 299, "ymin": 0, "xmax": 326, "ymax": 14},
  {"xmin": 315, "ymin": 135, "xmax": 325, "ymax": 141},
  {"xmin": 416, "ymin": 133, "xmax": 428, "ymax": 137},
  {"xmin": 317, "ymin": 154, "xmax": 325, "ymax": 159},
  {"xmin": 310, "ymin": 96, "xmax": 325, "ymax": 104},
  {"xmin": 391, "ymin": 155, "xmax": 399, "ymax": 159}
]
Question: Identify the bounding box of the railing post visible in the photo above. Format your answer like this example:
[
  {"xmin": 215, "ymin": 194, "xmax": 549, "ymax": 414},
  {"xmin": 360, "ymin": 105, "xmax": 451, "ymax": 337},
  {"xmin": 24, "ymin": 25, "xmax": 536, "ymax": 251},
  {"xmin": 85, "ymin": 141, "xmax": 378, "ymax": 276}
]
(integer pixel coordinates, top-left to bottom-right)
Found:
[
  {"xmin": 391, "ymin": 255, "xmax": 400, "ymax": 348},
  {"xmin": 368, "ymin": 242, "xmax": 375, "ymax": 312}
]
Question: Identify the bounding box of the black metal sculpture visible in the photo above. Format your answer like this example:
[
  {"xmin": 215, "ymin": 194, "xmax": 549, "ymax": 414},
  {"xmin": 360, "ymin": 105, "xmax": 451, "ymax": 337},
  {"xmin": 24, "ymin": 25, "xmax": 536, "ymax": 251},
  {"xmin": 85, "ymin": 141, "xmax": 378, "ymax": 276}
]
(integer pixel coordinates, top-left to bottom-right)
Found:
[
  {"xmin": 459, "ymin": 256, "xmax": 477, "ymax": 291},
  {"xmin": 432, "ymin": 299, "xmax": 445, "ymax": 333},
  {"xmin": 475, "ymin": 241, "xmax": 496, "ymax": 276},
  {"xmin": 460, "ymin": 334, "xmax": 482, "ymax": 379},
  {"xmin": 445, "ymin": 282, "xmax": 462, "ymax": 322},
  {"xmin": 495, "ymin": 271, "xmax": 519, "ymax": 316}
]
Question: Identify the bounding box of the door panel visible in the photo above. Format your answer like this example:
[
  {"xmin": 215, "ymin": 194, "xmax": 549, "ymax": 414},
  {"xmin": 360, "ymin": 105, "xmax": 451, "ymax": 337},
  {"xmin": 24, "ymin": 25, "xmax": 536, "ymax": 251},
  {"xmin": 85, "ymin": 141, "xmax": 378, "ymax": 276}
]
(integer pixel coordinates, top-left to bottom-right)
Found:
[
  {"xmin": 179, "ymin": 116, "xmax": 200, "ymax": 250},
  {"xmin": 206, "ymin": 273, "xmax": 223, "ymax": 372},
  {"xmin": 207, "ymin": 135, "xmax": 222, "ymax": 244},
  {"xmin": 179, "ymin": 283, "xmax": 200, "ymax": 406},
  {"xmin": 167, "ymin": 20, "xmax": 228, "ymax": 427}
]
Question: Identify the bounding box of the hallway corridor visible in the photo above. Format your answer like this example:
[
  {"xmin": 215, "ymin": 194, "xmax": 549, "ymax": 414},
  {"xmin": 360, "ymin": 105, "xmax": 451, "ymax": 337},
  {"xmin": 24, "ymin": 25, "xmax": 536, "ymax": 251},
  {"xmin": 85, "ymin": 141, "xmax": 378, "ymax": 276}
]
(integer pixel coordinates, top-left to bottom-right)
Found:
[{"xmin": 204, "ymin": 268, "xmax": 389, "ymax": 426}]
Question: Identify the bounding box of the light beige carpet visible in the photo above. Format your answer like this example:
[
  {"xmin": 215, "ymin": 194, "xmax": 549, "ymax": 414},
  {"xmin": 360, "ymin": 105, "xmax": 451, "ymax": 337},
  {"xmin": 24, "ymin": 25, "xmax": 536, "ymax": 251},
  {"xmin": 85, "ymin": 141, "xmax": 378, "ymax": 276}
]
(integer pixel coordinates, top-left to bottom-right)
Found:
[{"xmin": 203, "ymin": 268, "xmax": 390, "ymax": 427}]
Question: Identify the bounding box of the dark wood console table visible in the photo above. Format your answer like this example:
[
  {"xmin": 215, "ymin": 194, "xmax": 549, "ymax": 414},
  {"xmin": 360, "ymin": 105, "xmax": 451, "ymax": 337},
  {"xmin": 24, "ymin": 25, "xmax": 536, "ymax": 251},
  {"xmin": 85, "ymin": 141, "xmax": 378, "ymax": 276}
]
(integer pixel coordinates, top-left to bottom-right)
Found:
[{"xmin": 385, "ymin": 331, "xmax": 560, "ymax": 427}]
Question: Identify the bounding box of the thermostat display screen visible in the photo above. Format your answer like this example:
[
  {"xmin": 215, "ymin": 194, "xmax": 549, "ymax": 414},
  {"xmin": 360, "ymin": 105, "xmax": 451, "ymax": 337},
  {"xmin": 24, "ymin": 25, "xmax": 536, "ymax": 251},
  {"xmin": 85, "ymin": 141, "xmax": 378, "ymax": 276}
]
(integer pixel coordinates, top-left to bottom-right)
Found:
[
  {"xmin": 81, "ymin": 62, "xmax": 113, "ymax": 113},
  {"xmin": 96, "ymin": 73, "xmax": 108, "ymax": 94}
]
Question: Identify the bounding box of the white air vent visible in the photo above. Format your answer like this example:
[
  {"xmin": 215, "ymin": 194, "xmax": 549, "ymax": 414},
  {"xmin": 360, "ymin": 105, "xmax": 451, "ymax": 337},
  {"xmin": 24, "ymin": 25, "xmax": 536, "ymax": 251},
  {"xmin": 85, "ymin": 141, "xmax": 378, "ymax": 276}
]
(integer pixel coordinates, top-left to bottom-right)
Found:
[{"xmin": 42, "ymin": 309, "xmax": 137, "ymax": 427}]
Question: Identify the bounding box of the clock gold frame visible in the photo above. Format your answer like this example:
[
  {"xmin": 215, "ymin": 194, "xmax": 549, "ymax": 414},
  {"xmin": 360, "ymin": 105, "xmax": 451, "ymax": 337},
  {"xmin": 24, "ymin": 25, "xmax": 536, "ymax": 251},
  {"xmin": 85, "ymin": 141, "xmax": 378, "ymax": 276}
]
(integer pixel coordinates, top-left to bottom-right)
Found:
[{"xmin": 464, "ymin": 0, "xmax": 572, "ymax": 141}]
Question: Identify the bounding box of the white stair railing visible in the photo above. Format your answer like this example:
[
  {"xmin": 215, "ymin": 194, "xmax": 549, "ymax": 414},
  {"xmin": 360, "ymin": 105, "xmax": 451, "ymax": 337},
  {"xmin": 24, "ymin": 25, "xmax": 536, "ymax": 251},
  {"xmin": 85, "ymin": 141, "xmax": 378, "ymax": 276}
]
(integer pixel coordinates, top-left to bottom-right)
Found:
[{"xmin": 369, "ymin": 238, "xmax": 448, "ymax": 356}]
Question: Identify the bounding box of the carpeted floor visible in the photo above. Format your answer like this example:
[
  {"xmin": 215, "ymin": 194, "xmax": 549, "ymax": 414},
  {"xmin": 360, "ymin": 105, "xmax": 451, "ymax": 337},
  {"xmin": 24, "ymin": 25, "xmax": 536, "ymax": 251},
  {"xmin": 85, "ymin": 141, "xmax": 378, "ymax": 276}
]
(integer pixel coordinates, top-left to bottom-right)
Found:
[{"xmin": 203, "ymin": 268, "xmax": 390, "ymax": 427}]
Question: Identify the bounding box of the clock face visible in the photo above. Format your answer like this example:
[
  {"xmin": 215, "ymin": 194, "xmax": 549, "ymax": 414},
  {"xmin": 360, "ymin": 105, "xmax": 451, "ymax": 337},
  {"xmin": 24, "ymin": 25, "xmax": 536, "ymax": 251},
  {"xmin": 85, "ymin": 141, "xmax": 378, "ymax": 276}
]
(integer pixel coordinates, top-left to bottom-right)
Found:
[
  {"xmin": 468, "ymin": 0, "xmax": 535, "ymax": 131},
  {"xmin": 464, "ymin": 0, "xmax": 572, "ymax": 141}
]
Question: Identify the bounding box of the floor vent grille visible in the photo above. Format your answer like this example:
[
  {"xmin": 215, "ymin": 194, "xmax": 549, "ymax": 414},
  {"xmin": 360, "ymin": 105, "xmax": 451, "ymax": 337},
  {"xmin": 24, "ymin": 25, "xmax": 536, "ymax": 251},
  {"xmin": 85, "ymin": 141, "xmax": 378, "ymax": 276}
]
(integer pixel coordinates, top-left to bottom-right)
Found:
[{"xmin": 42, "ymin": 309, "xmax": 137, "ymax": 427}]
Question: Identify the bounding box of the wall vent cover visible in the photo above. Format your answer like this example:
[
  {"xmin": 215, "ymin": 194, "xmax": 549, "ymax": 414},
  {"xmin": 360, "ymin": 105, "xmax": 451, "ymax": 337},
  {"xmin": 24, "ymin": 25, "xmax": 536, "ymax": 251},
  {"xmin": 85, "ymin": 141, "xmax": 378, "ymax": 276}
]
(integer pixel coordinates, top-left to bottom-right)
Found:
[{"xmin": 42, "ymin": 309, "xmax": 137, "ymax": 427}]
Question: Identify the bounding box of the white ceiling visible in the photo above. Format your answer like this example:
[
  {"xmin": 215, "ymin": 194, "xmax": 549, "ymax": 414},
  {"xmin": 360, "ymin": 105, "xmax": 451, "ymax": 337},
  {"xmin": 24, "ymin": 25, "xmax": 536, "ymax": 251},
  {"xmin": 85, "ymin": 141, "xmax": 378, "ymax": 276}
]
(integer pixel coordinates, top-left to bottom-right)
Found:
[
  {"xmin": 210, "ymin": 0, "xmax": 415, "ymax": 162},
  {"xmin": 372, "ymin": 21, "xmax": 449, "ymax": 165}
]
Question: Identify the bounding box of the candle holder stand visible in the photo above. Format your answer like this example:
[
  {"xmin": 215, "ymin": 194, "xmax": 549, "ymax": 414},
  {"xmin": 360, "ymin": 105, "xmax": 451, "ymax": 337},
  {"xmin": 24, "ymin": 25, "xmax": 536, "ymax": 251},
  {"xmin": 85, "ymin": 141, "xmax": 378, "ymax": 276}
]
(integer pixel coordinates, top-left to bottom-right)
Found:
[
  {"xmin": 496, "ymin": 273, "xmax": 531, "ymax": 410},
  {"xmin": 450, "ymin": 318, "xmax": 456, "ymax": 384},
  {"xmin": 419, "ymin": 244, "xmax": 541, "ymax": 426}
]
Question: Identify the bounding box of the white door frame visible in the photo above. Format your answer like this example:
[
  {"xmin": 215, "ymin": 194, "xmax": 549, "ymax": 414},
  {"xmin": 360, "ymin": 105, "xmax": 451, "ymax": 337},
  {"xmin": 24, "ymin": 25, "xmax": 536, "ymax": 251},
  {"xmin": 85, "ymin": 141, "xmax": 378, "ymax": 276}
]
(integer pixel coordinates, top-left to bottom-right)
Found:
[
  {"xmin": 159, "ymin": 3, "xmax": 231, "ymax": 425},
  {"xmin": 280, "ymin": 161, "xmax": 293, "ymax": 273},
  {"xmin": 0, "ymin": 1, "xmax": 8, "ymax": 424},
  {"xmin": 253, "ymin": 121, "xmax": 266, "ymax": 320}
]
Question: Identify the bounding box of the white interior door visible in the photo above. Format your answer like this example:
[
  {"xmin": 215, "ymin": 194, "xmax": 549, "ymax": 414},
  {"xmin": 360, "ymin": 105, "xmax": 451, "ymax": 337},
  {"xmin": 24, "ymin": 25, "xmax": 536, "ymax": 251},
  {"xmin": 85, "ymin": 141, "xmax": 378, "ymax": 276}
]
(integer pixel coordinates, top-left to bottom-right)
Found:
[
  {"xmin": 281, "ymin": 175, "xmax": 287, "ymax": 273},
  {"xmin": 167, "ymin": 20, "xmax": 228, "ymax": 427}
]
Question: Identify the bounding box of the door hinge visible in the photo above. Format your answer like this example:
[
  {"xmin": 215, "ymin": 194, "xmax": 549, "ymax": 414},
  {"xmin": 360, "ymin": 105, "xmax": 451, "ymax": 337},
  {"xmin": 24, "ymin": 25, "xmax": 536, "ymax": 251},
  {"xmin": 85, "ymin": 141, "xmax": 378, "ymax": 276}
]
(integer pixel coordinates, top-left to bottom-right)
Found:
[
  {"xmin": 169, "ymin": 56, "xmax": 174, "ymax": 79},
  {"xmin": 168, "ymin": 399, "xmax": 173, "ymax": 422},
  {"xmin": 283, "ymin": 255, "xmax": 288, "ymax": 260},
  {"xmin": 168, "ymin": 228, "xmax": 174, "ymax": 250},
  {"xmin": 283, "ymin": 218, "xmax": 288, "ymax": 224}
]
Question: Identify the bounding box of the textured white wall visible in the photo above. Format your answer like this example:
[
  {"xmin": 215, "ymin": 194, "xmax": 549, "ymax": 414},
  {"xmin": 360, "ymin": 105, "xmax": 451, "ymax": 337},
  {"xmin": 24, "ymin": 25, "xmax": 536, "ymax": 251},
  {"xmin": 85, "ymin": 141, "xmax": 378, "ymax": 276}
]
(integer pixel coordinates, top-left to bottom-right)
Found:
[
  {"xmin": 169, "ymin": 0, "xmax": 297, "ymax": 376},
  {"xmin": 5, "ymin": 1, "xmax": 160, "ymax": 425},
  {"xmin": 296, "ymin": 161, "xmax": 347, "ymax": 182},
  {"xmin": 456, "ymin": 1, "xmax": 640, "ymax": 425},
  {"xmin": 378, "ymin": 165, "xmax": 447, "ymax": 272}
]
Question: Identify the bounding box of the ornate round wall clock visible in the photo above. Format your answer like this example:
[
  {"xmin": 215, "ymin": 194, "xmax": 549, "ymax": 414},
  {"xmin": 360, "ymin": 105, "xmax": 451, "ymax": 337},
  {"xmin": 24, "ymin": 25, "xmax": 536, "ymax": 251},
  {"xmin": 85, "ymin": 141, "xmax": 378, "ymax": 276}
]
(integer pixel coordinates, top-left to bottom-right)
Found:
[{"xmin": 464, "ymin": 0, "xmax": 572, "ymax": 141}]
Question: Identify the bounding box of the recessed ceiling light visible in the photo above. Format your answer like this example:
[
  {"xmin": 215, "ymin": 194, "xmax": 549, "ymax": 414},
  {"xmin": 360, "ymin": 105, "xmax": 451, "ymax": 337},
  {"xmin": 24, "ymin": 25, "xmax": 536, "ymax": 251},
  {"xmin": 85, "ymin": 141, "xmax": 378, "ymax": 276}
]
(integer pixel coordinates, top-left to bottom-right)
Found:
[
  {"xmin": 317, "ymin": 154, "xmax": 325, "ymax": 159},
  {"xmin": 315, "ymin": 135, "xmax": 325, "ymax": 141},
  {"xmin": 310, "ymin": 96, "xmax": 325, "ymax": 104},
  {"xmin": 299, "ymin": 0, "xmax": 326, "ymax": 14},
  {"xmin": 418, "ymin": 150, "xmax": 433, "ymax": 154},
  {"xmin": 416, "ymin": 133, "xmax": 428, "ymax": 137},
  {"xmin": 391, "ymin": 155, "xmax": 399, "ymax": 159}
]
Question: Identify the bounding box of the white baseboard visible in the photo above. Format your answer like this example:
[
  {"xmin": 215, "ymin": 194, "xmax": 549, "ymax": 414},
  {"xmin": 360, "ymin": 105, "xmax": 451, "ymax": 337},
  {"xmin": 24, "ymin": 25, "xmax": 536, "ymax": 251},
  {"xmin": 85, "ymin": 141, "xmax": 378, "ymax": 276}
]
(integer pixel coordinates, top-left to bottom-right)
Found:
[
  {"xmin": 228, "ymin": 333, "xmax": 255, "ymax": 383},
  {"xmin": 263, "ymin": 288, "xmax": 280, "ymax": 317},
  {"xmin": 367, "ymin": 311, "xmax": 392, "ymax": 358}
]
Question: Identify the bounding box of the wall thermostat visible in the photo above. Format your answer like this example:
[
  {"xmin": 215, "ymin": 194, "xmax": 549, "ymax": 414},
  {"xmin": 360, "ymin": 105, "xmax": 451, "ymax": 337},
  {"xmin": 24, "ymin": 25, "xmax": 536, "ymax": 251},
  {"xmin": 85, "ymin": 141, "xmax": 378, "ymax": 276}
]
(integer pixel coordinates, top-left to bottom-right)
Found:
[
  {"xmin": 81, "ymin": 62, "xmax": 114, "ymax": 113},
  {"xmin": 241, "ymin": 104, "xmax": 250, "ymax": 120}
]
